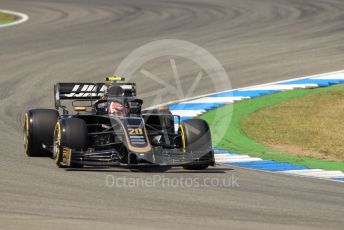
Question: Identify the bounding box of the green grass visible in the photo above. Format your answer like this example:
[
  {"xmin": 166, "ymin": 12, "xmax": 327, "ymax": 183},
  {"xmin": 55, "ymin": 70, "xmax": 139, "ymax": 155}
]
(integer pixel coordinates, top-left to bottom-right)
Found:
[
  {"xmin": 0, "ymin": 12, "xmax": 16, "ymax": 25},
  {"xmin": 243, "ymin": 84, "xmax": 344, "ymax": 162},
  {"xmin": 200, "ymin": 84, "xmax": 344, "ymax": 172}
]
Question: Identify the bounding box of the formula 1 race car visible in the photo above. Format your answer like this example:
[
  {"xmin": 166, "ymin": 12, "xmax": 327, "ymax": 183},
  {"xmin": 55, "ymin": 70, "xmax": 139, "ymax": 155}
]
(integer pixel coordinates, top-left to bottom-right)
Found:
[{"xmin": 23, "ymin": 77, "xmax": 214, "ymax": 171}]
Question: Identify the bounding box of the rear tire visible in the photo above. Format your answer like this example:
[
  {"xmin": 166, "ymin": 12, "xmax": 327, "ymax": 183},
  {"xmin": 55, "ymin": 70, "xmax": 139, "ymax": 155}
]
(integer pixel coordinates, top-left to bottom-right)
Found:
[
  {"xmin": 179, "ymin": 119, "xmax": 213, "ymax": 170},
  {"xmin": 53, "ymin": 118, "xmax": 88, "ymax": 168},
  {"xmin": 24, "ymin": 109, "xmax": 59, "ymax": 157}
]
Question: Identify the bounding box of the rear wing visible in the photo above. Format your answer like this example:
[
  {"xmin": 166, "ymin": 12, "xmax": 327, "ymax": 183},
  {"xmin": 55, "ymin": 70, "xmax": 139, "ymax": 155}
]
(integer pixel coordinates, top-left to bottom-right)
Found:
[{"xmin": 54, "ymin": 82, "xmax": 136, "ymax": 109}]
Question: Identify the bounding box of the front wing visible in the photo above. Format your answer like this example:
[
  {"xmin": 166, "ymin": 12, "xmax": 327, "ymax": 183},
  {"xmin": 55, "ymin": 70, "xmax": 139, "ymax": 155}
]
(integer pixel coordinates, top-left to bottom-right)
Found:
[{"xmin": 61, "ymin": 148, "xmax": 214, "ymax": 168}]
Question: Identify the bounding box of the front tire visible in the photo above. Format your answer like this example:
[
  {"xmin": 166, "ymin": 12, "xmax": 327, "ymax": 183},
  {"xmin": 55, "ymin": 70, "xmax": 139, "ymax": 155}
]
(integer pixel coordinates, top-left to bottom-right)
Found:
[
  {"xmin": 53, "ymin": 118, "xmax": 88, "ymax": 168},
  {"xmin": 24, "ymin": 109, "xmax": 59, "ymax": 157},
  {"xmin": 179, "ymin": 119, "xmax": 213, "ymax": 170}
]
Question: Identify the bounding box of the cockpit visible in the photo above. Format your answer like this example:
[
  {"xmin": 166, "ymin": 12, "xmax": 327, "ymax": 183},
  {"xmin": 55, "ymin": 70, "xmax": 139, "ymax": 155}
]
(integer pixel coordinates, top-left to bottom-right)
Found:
[{"xmin": 94, "ymin": 85, "xmax": 143, "ymax": 117}]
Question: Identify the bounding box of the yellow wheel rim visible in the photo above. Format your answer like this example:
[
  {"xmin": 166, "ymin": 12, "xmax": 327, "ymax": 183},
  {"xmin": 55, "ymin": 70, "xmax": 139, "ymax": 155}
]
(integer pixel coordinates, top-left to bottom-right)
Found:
[
  {"xmin": 179, "ymin": 124, "xmax": 186, "ymax": 153},
  {"xmin": 24, "ymin": 113, "xmax": 29, "ymax": 151},
  {"xmin": 54, "ymin": 122, "xmax": 62, "ymax": 163}
]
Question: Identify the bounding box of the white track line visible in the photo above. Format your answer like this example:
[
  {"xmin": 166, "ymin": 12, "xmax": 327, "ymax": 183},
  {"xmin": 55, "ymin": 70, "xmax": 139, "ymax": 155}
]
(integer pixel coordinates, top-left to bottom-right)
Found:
[
  {"xmin": 181, "ymin": 96, "xmax": 248, "ymax": 104},
  {"xmin": 215, "ymin": 154, "xmax": 263, "ymax": 163},
  {"xmin": 240, "ymin": 84, "xmax": 318, "ymax": 91},
  {"xmin": 170, "ymin": 110, "xmax": 205, "ymax": 117},
  {"xmin": 281, "ymin": 169, "xmax": 344, "ymax": 179},
  {"xmin": 214, "ymin": 154, "xmax": 236, "ymax": 157},
  {"xmin": 0, "ymin": 9, "xmax": 29, "ymax": 28},
  {"xmin": 315, "ymin": 73, "xmax": 344, "ymax": 79}
]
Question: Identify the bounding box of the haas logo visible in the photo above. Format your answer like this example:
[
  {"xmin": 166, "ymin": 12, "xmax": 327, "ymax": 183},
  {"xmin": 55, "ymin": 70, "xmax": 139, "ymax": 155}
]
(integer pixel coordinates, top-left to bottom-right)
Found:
[{"xmin": 64, "ymin": 84, "xmax": 106, "ymax": 98}]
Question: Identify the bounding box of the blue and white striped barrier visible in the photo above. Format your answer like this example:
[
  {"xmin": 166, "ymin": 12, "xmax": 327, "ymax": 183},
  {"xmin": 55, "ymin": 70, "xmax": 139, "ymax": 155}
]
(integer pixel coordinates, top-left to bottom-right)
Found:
[{"xmin": 168, "ymin": 70, "xmax": 344, "ymax": 182}]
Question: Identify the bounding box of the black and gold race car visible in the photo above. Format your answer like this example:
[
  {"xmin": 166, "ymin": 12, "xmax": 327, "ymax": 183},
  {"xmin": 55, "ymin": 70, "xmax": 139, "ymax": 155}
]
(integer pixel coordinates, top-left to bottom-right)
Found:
[{"xmin": 23, "ymin": 77, "xmax": 214, "ymax": 171}]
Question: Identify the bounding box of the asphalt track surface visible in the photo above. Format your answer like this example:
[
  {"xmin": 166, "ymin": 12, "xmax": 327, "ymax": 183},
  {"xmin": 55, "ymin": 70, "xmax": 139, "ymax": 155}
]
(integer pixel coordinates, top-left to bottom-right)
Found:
[{"xmin": 1, "ymin": 0, "xmax": 344, "ymax": 229}]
